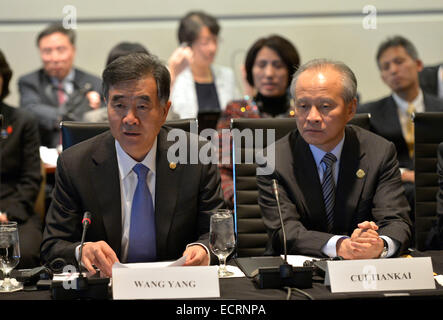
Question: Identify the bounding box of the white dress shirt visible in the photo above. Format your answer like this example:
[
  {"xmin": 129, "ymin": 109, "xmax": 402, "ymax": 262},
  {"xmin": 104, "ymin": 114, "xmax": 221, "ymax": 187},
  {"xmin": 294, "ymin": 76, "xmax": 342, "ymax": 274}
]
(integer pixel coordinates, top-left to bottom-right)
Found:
[{"xmin": 307, "ymin": 134, "xmax": 398, "ymax": 258}]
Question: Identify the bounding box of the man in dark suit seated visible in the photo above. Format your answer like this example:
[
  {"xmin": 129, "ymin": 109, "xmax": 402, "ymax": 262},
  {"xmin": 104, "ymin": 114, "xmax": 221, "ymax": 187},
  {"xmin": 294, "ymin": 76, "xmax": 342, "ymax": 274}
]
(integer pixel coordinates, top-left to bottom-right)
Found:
[
  {"xmin": 426, "ymin": 142, "xmax": 443, "ymax": 249},
  {"xmin": 358, "ymin": 36, "xmax": 443, "ymax": 220},
  {"xmin": 257, "ymin": 59, "xmax": 412, "ymax": 259},
  {"xmin": 18, "ymin": 23, "xmax": 103, "ymax": 148},
  {"xmin": 419, "ymin": 63, "xmax": 443, "ymax": 99},
  {"xmin": 0, "ymin": 50, "xmax": 42, "ymax": 268},
  {"xmin": 40, "ymin": 52, "xmax": 225, "ymax": 277}
]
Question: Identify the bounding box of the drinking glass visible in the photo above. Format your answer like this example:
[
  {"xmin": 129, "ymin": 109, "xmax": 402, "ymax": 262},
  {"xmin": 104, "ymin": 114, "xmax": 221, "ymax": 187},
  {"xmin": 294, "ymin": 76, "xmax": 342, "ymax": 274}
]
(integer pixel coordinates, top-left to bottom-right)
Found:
[
  {"xmin": 0, "ymin": 222, "xmax": 23, "ymax": 292},
  {"xmin": 209, "ymin": 209, "xmax": 236, "ymax": 278}
]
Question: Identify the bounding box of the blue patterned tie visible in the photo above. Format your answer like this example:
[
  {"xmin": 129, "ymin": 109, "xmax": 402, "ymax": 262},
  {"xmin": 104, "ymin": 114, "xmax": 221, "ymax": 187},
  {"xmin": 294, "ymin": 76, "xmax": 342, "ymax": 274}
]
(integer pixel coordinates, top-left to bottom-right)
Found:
[
  {"xmin": 127, "ymin": 163, "xmax": 157, "ymax": 262},
  {"xmin": 321, "ymin": 153, "xmax": 337, "ymax": 232}
]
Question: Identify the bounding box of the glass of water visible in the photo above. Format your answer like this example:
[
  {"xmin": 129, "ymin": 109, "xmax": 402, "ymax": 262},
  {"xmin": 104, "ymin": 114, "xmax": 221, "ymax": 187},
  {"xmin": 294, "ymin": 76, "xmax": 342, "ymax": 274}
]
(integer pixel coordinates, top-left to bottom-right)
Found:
[
  {"xmin": 209, "ymin": 209, "xmax": 236, "ymax": 278},
  {"xmin": 0, "ymin": 222, "xmax": 23, "ymax": 292}
]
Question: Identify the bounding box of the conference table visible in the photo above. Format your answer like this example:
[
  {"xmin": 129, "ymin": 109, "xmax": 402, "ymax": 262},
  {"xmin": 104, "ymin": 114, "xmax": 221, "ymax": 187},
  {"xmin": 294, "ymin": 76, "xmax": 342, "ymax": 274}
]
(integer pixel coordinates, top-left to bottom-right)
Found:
[{"xmin": 1, "ymin": 250, "xmax": 442, "ymax": 301}]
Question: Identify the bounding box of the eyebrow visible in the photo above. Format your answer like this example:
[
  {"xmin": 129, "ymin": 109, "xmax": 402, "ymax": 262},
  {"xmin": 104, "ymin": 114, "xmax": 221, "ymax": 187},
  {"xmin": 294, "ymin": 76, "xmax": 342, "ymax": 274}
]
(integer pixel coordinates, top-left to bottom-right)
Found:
[{"xmin": 111, "ymin": 94, "xmax": 152, "ymax": 102}]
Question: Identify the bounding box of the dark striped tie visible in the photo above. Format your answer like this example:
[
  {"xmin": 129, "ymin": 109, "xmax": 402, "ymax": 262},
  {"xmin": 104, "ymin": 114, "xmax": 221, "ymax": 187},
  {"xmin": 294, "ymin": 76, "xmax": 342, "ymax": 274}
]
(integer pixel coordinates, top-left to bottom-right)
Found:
[{"xmin": 321, "ymin": 153, "xmax": 337, "ymax": 232}]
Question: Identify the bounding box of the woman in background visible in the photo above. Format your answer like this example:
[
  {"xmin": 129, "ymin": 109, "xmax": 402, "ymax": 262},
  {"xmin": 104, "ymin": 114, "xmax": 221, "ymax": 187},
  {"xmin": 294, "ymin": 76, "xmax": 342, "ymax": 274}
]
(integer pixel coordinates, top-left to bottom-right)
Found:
[
  {"xmin": 168, "ymin": 11, "xmax": 238, "ymax": 122},
  {"xmin": 216, "ymin": 35, "xmax": 300, "ymax": 208},
  {"xmin": 0, "ymin": 49, "xmax": 42, "ymax": 268}
]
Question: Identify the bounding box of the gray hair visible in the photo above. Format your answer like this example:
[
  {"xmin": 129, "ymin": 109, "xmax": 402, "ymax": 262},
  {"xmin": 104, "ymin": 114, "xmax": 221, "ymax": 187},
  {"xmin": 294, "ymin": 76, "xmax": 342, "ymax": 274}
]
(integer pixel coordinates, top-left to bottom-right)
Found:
[{"xmin": 290, "ymin": 59, "xmax": 357, "ymax": 104}]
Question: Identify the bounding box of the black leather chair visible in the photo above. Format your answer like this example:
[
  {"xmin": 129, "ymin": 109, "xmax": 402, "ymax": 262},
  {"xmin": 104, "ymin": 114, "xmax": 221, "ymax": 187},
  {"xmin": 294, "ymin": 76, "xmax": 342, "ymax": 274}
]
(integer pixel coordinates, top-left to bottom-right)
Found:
[
  {"xmin": 60, "ymin": 119, "xmax": 197, "ymax": 150},
  {"xmin": 231, "ymin": 113, "xmax": 371, "ymax": 257},
  {"xmin": 414, "ymin": 112, "xmax": 443, "ymax": 250}
]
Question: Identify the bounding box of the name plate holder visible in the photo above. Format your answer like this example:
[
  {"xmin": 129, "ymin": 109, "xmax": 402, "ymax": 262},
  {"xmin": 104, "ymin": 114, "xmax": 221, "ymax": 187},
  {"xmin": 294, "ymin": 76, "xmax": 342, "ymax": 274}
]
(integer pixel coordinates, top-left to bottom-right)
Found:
[
  {"xmin": 112, "ymin": 265, "xmax": 220, "ymax": 300},
  {"xmin": 324, "ymin": 257, "xmax": 436, "ymax": 293}
]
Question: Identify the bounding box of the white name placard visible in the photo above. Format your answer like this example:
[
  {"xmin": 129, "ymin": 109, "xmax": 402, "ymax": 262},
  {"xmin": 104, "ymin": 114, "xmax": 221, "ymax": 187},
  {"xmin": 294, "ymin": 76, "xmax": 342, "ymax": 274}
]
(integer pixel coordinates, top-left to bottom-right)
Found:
[
  {"xmin": 112, "ymin": 266, "xmax": 220, "ymax": 300},
  {"xmin": 326, "ymin": 257, "xmax": 436, "ymax": 293}
]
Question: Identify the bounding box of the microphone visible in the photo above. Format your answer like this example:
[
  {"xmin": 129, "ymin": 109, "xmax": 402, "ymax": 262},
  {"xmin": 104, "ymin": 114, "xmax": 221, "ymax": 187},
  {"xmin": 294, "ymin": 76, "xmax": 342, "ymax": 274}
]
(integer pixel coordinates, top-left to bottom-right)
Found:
[
  {"xmin": 254, "ymin": 179, "xmax": 313, "ymax": 289},
  {"xmin": 51, "ymin": 211, "xmax": 110, "ymax": 300},
  {"xmin": 272, "ymin": 179, "xmax": 287, "ymax": 263},
  {"xmin": 78, "ymin": 211, "xmax": 92, "ymax": 277}
]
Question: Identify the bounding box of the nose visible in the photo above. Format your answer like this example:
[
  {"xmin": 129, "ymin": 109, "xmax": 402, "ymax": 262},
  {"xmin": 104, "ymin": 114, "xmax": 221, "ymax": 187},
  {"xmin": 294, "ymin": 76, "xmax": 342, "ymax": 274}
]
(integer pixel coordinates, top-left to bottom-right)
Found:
[
  {"xmin": 264, "ymin": 64, "xmax": 275, "ymax": 77},
  {"xmin": 123, "ymin": 107, "xmax": 139, "ymax": 126},
  {"xmin": 306, "ymin": 106, "xmax": 322, "ymax": 123}
]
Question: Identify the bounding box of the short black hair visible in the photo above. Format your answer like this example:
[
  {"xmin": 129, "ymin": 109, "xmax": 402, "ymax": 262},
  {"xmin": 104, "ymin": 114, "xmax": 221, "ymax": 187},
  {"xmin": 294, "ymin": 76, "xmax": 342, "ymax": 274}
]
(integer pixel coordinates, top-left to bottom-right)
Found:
[
  {"xmin": 0, "ymin": 49, "xmax": 12, "ymax": 101},
  {"xmin": 36, "ymin": 22, "xmax": 76, "ymax": 47},
  {"xmin": 376, "ymin": 35, "xmax": 419, "ymax": 67},
  {"xmin": 106, "ymin": 42, "xmax": 150, "ymax": 66},
  {"xmin": 177, "ymin": 11, "xmax": 220, "ymax": 45},
  {"xmin": 244, "ymin": 34, "xmax": 300, "ymax": 89},
  {"xmin": 102, "ymin": 52, "xmax": 170, "ymax": 105}
]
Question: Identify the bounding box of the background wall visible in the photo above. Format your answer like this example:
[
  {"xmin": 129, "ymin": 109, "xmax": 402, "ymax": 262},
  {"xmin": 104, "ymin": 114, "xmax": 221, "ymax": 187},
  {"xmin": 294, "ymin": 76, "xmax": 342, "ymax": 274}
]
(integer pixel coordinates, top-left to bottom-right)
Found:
[{"xmin": 1, "ymin": 0, "xmax": 442, "ymax": 107}]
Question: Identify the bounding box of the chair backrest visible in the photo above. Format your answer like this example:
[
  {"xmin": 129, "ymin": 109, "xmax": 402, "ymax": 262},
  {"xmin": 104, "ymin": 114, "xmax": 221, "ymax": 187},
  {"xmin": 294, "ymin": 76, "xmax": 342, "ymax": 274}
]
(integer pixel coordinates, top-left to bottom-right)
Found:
[
  {"xmin": 61, "ymin": 121, "xmax": 109, "ymax": 150},
  {"xmin": 232, "ymin": 118, "xmax": 298, "ymax": 257},
  {"xmin": 61, "ymin": 119, "xmax": 197, "ymax": 150},
  {"xmin": 231, "ymin": 114, "xmax": 372, "ymax": 257},
  {"xmin": 349, "ymin": 112, "xmax": 371, "ymax": 130},
  {"xmin": 414, "ymin": 112, "xmax": 443, "ymax": 250}
]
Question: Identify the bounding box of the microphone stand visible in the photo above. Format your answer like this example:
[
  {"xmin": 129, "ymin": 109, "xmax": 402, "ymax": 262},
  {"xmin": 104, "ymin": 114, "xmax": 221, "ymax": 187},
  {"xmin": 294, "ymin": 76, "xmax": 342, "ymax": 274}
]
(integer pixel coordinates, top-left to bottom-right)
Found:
[
  {"xmin": 51, "ymin": 212, "xmax": 110, "ymax": 300},
  {"xmin": 254, "ymin": 180, "xmax": 313, "ymax": 289}
]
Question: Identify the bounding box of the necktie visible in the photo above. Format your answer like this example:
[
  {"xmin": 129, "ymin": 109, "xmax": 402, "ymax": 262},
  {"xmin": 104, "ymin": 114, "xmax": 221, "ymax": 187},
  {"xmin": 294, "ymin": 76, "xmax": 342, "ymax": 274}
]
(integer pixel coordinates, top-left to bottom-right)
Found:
[
  {"xmin": 127, "ymin": 163, "xmax": 157, "ymax": 263},
  {"xmin": 405, "ymin": 103, "xmax": 415, "ymax": 159},
  {"xmin": 321, "ymin": 153, "xmax": 337, "ymax": 232},
  {"xmin": 57, "ymin": 83, "xmax": 66, "ymax": 106}
]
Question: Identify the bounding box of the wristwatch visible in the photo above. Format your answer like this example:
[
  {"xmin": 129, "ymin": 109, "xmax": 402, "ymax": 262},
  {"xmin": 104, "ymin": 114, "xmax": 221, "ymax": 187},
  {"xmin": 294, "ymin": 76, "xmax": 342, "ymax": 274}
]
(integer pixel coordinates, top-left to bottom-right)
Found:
[{"xmin": 379, "ymin": 239, "xmax": 388, "ymax": 258}]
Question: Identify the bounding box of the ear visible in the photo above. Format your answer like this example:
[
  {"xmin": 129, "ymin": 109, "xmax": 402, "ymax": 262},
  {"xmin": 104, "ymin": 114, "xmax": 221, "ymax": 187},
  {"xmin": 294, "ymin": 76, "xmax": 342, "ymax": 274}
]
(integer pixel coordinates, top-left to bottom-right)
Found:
[
  {"xmin": 161, "ymin": 101, "xmax": 172, "ymax": 122},
  {"xmin": 416, "ymin": 58, "xmax": 424, "ymax": 72},
  {"xmin": 346, "ymin": 98, "xmax": 357, "ymax": 122}
]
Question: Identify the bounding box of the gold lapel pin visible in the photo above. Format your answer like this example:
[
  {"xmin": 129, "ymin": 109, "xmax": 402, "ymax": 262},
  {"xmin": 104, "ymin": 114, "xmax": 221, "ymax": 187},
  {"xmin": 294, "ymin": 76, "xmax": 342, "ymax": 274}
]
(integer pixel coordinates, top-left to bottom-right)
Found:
[
  {"xmin": 169, "ymin": 162, "xmax": 177, "ymax": 170},
  {"xmin": 356, "ymin": 169, "xmax": 365, "ymax": 179}
]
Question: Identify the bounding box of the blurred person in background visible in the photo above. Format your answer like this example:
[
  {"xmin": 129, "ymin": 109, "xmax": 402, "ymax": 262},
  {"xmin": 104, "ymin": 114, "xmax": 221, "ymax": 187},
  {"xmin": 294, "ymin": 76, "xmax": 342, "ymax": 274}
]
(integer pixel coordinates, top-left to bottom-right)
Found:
[
  {"xmin": 168, "ymin": 11, "xmax": 238, "ymax": 129},
  {"xmin": 216, "ymin": 35, "xmax": 300, "ymax": 208},
  {"xmin": 0, "ymin": 49, "xmax": 43, "ymax": 268}
]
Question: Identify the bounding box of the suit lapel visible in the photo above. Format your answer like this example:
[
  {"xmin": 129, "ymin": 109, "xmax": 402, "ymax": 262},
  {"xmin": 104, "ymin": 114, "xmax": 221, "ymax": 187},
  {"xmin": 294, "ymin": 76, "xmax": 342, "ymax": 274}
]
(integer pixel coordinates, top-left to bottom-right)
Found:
[
  {"xmin": 291, "ymin": 132, "xmax": 329, "ymax": 231},
  {"xmin": 334, "ymin": 126, "xmax": 367, "ymax": 234},
  {"xmin": 90, "ymin": 132, "xmax": 123, "ymax": 258},
  {"xmin": 154, "ymin": 127, "xmax": 182, "ymax": 256},
  {"xmin": 40, "ymin": 70, "xmax": 59, "ymax": 106}
]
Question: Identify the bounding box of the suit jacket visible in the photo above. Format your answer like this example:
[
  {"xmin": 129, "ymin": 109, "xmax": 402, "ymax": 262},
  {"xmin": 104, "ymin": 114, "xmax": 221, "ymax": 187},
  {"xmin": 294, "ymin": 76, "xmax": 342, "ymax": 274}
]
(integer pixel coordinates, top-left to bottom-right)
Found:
[
  {"xmin": 425, "ymin": 142, "xmax": 443, "ymax": 249},
  {"xmin": 257, "ymin": 125, "xmax": 412, "ymax": 258},
  {"xmin": 18, "ymin": 67, "xmax": 103, "ymax": 147},
  {"xmin": 358, "ymin": 93, "xmax": 443, "ymax": 169},
  {"xmin": 419, "ymin": 64, "xmax": 442, "ymax": 97},
  {"xmin": 40, "ymin": 127, "xmax": 225, "ymax": 266},
  {"xmin": 0, "ymin": 102, "xmax": 42, "ymax": 223},
  {"xmin": 171, "ymin": 65, "xmax": 239, "ymax": 119}
]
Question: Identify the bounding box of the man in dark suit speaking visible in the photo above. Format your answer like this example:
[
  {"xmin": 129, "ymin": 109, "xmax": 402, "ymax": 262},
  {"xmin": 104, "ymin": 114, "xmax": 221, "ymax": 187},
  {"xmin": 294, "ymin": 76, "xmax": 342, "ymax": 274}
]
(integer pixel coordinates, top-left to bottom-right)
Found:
[
  {"xmin": 40, "ymin": 53, "xmax": 225, "ymax": 277},
  {"xmin": 257, "ymin": 59, "xmax": 412, "ymax": 260}
]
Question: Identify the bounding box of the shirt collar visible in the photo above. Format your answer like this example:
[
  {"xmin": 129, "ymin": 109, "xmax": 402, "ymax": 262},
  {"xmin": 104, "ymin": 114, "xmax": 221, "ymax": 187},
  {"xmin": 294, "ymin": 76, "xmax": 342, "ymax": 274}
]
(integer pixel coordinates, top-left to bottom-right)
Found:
[
  {"xmin": 115, "ymin": 137, "xmax": 157, "ymax": 179},
  {"xmin": 392, "ymin": 89, "xmax": 424, "ymax": 113},
  {"xmin": 309, "ymin": 133, "xmax": 345, "ymax": 170},
  {"xmin": 50, "ymin": 68, "xmax": 75, "ymax": 86}
]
